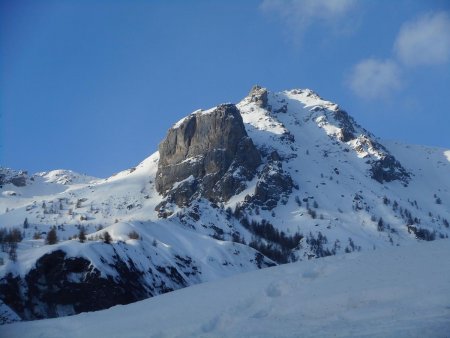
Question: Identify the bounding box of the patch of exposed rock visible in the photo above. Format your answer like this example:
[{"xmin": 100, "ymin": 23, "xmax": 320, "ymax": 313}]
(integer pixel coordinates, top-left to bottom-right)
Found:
[
  {"xmin": 328, "ymin": 109, "xmax": 410, "ymax": 185},
  {"xmin": 248, "ymin": 85, "xmax": 268, "ymax": 108},
  {"xmin": 0, "ymin": 248, "xmax": 199, "ymax": 320},
  {"xmin": 250, "ymin": 151, "xmax": 294, "ymax": 210},
  {"xmin": 155, "ymin": 104, "xmax": 261, "ymax": 211},
  {"xmin": 332, "ymin": 109, "xmax": 356, "ymax": 142},
  {"xmin": 0, "ymin": 169, "xmax": 28, "ymax": 188}
]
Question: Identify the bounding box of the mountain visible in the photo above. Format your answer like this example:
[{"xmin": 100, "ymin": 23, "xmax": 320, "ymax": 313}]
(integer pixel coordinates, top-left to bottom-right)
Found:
[
  {"xmin": 1, "ymin": 86, "xmax": 449, "ymax": 322},
  {"xmin": 3, "ymin": 239, "xmax": 450, "ymax": 338}
]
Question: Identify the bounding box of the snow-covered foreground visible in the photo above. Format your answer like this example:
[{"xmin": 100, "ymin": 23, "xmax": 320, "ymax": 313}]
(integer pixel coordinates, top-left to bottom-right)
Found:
[{"xmin": 3, "ymin": 240, "xmax": 450, "ymax": 338}]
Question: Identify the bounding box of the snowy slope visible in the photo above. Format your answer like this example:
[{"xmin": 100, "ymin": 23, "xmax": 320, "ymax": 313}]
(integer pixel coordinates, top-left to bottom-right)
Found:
[
  {"xmin": 235, "ymin": 88, "xmax": 450, "ymax": 256},
  {"xmin": 2, "ymin": 239, "xmax": 450, "ymax": 338},
  {"xmin": 0, "ymin": 86, "xmax": 449, "ymax": 322},
  {"xmin": 0, "ymin": 153, "xmax": 273, "ymax": 321}
]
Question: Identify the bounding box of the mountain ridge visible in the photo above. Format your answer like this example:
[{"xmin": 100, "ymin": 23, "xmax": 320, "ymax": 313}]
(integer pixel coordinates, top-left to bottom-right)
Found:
[{"xmin": 1, "ymin": 86, "xmax": 449, "ymax": 322}]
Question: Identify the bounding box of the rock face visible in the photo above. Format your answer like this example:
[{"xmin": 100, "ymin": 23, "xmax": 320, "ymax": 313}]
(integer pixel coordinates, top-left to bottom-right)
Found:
[
  {"xmin": 0, "ymin": 169, "xmax": 28, "ymax": 188},
  {"xmin": 156, "ymin": 104, "xmax": 261, "ymax": 207},
  {"xmin": 332, "ymin": 109, "xmax": 356, "ymax": 142},
  {"xmin": 251, "ymin": 152, "xmax": 294, "ymax": 210},
  {"xmin": 248, "ymin": 85, "xmax": 268, "ymax": 108},
  {"xmin": 329, "ymin": 109, "xmax": 410, "ymax": 185},
  {"xmin": 0, "ymin": 248, "xmax": 199, "ymax": 320},
  {"xmin": 350, "ymin": 135, "xmax": 410, "ymax": 185}
]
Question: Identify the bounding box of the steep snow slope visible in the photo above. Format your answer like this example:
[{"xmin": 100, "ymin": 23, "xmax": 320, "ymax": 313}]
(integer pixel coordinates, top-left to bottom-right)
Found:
[
  {"xmin": 0, "ymin": 86, "xmax": 449, "ymax": 322},
  {"xmin": 235, "ymin": 88, "xmax": 449, "ymax": 256},
  {"xmin": 3, "ymin": 239, "xmax": 450, "ymax": 338}
]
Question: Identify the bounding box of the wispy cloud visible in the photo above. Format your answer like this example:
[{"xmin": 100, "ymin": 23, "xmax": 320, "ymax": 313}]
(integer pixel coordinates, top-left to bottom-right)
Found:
[
  {"xmin": 349, "ymin": 10, "xmax": 450, "ymax": 100},
  {"xmin": 260, "ymin": 0, "xmax": 357, "ymax": 41},
  {"xmin": 348, "ymin": 59, "xmax": 402, "ymax": 100},
  {"xmin": 394, "ymin": 11, "xmax": 450, "ymax": 66}
]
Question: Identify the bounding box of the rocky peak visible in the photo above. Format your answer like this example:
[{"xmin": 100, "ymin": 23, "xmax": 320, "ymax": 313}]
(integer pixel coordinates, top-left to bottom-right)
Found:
[
  {"xmin": 0, "ymin": 168, "xmax": 28, "ymax": 188},
  {"xmin": 248, "ymin": 85, "xmax": 268, "ymax": 108},
  {"xmin": 155, "ymin": 104, "xmax": 261, "ymax": 211}
]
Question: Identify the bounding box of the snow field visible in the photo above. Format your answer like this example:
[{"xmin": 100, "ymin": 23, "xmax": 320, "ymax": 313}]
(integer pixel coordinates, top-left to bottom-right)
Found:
[{"xmin": 3, "ymin": 239, "xmax": 450, "ymax": 338}]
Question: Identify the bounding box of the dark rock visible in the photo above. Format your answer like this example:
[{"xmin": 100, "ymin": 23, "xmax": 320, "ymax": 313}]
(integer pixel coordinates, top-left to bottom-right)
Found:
[
  {"xmin": 251, "ymin": 159, "xmax": 294, "ymax": 210},
  {"xmin": 274, "ymin": 104, "xmax": 288, "ymax": 114},
  {"xmin": 337, "ymin": 129, "xmax": 355, "ymax": 143},
  {"xmin": 0, "ymin": 169, "xmax": 28, "ymax": 188},
  {"xmin": 333, "ymin": 110, "xmax": 356, "ymax": 142},
  {"xmin": 329, "ymin": 112, "xmax": 410, "ymax": 184},
  {"xmin": 169, "ymin": 178, "xmax": 199, "ymax": 207},
  {"xmin": 248, "ymin": 85, "xmax": 268, "ymax": 108},
  {"xmin": 10, "ymin": 176, "xmax": 27, "ymax": 187},
  {"xmin": 0, "ymin": 274, "xmax": 23, "ymax": 320},
  {"xmin": 370, "ymin": 154, "xmax": 410, "ymax": 184},
  {"xmin": 352, "ymin": 135, "xmax": 410, "ymax": 184},
  {"xmin": 269, "ymin": 151, "xmax": 281, "ymax": 161},
  {"xmin": 0, "ymin": 248, "xmax": 197, "ymax": 320},
  {"xmin": 0, "ymin": 250, "xmax": 149, "ymax": 320},
  {"xmin": 156, "ymin": 104, "xmax": 261, "ymax": 206}
]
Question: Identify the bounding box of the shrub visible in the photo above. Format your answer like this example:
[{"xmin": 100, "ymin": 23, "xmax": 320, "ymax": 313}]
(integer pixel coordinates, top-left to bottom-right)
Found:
[
  {"xmin": 306, "ymin": 232, "xmax": 333, "ymax": 257},
  {"xmin": 128, "ymin": 230, "xmax": 140, "ymax": 240},
  {"xmin": 78, "ymin": 226, "xmax": 86, "ymax": 243},
  {"xmin": 103, "ymin": 231, "xmax": 112, "ymax": 244},
  {"xmin": 307, "ymin": 208, "xmax": 317, "ymax": 219},
  {"xmin": 377, "ymin": 218, "xmax": 384, "ymax": 232},
  {"xmin": 46, "ymin": 227, "xmax": 58, "ymax": 245}
]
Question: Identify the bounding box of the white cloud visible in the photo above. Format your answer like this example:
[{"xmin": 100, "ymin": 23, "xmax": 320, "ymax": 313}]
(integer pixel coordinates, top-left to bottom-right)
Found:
[
  {"xmin": 260, "ymin": 0, "xmax": 357, "ymax": 39},
  {"xmin": 348, "ymin": 59, "xmax": 402, "ymax": 100},
  {"xmin": 394, "ymin": 11, "xmax": 450, "ymax": 66}
]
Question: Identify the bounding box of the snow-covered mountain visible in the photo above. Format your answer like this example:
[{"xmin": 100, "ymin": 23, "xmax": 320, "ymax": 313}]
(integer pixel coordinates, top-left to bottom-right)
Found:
[
  {"xmin": 3, "ymin": 239, "xmax": 450, "ymax": 338},
  {"xmin": 1, "ymin": 86, "xmax": 449, "ymax": 322}
]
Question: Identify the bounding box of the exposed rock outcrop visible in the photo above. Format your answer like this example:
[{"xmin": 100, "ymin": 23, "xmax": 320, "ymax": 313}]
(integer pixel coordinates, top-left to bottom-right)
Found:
[
  {"xmin": 328, "ymin": 109, "xmax": 410, "ymax": 184},
  {"xmin": 332, "ymin": 109, "xmax": 356, "ymax": 142},
  {"xmin": 370, "ymin": 154, "xmax": 410, "ymax": 184},
  {"xmin": 156, "ymin": 104, "xmax": 261, "ymax": 208},
  {"xmin": 0, "ymin": 248, "xmax": 200, "ymax": 320},
  {"xmin": 0, "ymin": 169, "xmax": 28, "ymax": 188},
  {"xmin": 248, "ymin": 85, "xmax": 268, "ymax": 108},
  {"xmin": 251, "ymin": 152, "xmax": 294, "ymax": 210}
]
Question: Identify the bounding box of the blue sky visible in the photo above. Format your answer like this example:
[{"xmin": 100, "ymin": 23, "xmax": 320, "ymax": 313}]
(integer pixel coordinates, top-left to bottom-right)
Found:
[{"xmin": 1, "ymin": 0, "xmax": 449, "ymax": 177}]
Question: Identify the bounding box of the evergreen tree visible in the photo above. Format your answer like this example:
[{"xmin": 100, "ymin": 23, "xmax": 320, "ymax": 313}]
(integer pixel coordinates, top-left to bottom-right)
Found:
[
  {"xmin": 78, "ymin": 226, "xmax": 86, "ymax": 243},
  {"xmin": 377, "ymin": 218, "xmax": 384, "ymax": 232},
  {"xmin": 128, "ymin": 230, "xmax": 140, "ymax": 240},
  {"xmin": 103, "ymin": 231, "xmax": 112, "ymax": 244},
  {"xmin": 46, "ymin": 227, "xmax": 58, "ymax": 245},
  {"xmin": 8, "ymin": 243, "xmax": 17, "ymax": 262},
  {"xmin": 9, "ymin": 228, "xmax": 23, "ymax": 243},
  {"xmin": 23, "ymin": 218, "xmax": 29, "ymax": 229}
]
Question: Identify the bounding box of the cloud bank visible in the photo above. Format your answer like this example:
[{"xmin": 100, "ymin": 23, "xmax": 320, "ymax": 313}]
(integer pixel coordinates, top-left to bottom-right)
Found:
[
  {"xmin": 348, "ymin": 59, "xmax": 401, "ymax": 100},
  {"xmin": 349, "ymin": 11, "xmax": 450, "ymax": 100},
  {"xmin": 394, "ymin": 11, "xmax": 450, "ymax": 66},
  {"xmin": 260, "ymin": 0, "xmax": 357, "ymax": 39}
]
